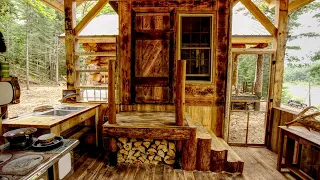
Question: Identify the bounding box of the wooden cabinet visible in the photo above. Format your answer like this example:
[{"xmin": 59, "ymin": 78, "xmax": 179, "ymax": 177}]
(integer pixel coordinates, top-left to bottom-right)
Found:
[{"xmin": 277, "ymin": 126, "xmax": 320, "ymax": 180}]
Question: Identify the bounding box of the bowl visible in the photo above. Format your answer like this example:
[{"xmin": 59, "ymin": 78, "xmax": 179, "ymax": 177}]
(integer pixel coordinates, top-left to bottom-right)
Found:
[{"xmin": 38, "ymin": 133, "xmax": 55, "ymax": 144}]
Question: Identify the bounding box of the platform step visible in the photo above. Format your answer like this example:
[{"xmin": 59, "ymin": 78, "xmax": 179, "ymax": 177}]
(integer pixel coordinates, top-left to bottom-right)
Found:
[
  {"xmin": 186, "ymin": 117, "xmax": 244, "ymax": 173},
  {"xmin": 207, "ymin": 130, "xmax": 228, "ymax": 172},
  {"xmin": 218, "ymin": 138, "xmax": 244, "ymax": 173}
]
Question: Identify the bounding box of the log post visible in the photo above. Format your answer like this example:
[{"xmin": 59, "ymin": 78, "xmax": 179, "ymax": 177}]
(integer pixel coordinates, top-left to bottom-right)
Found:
[
  {"xmin": 64, "ymin": 0, "xmax": 76, "ymax": 90},
  {"xmin": 196, "ymin": 138, "xmax": 211, "ymax": 171},
  {"xmin": 232, "ymin": 54, "xmax": 240, "ymax": 95},
  {"xmin": 176, "ymin": 60, "xmax": 186, "ymax": 126},
  {"xmin": 254, "ymin": 54, "xmax": 264, "ymax": 111},
  {"xmin": 108, "ymin": 60, "xmax": 116, "ymax": 124},
  {"xmin": 182, "ymin": 128, "xmax": 197, "ymax": 171},
  {"xmin": 272, "ymin": 0, "xmax": 289, "ymax": 107},
  {"xmin": 108, "ymin": 60, "xmax": 117, "ymax": 166}
]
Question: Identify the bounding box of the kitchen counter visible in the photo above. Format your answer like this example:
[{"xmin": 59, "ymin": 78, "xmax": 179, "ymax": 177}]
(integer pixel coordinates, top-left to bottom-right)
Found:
[{"xmin": 2, "ymin": 103, "xmax": 102, "ymax": 146}]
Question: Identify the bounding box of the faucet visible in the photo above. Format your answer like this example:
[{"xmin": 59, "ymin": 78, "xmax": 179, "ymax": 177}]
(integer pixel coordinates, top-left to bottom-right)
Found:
[{"xmin": 59, "ymin": 93, "xmax": 79, "ymax": 103}]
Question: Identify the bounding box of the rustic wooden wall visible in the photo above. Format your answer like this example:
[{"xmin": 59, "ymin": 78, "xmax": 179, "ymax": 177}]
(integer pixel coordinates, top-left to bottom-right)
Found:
[{"xmin": 118, "ymin": 0, "xmax": 232, "ymax": 137}]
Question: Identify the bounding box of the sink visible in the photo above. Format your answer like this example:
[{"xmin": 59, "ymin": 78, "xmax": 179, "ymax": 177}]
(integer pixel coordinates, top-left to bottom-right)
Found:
[
  {"xmin": 33, "ymin": 106, "xmax": 88, "ymax": 117},
  {"xmin": 57, "ymin": 106, "xmax": 86, "ymax": 111},
  {"xmin": 38, "ymin": 110, "xmax": 74, "ymax": 116}
]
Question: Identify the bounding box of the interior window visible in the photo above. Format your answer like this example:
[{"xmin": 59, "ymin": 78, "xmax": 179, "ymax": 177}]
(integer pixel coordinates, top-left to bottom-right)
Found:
[{"xmin": 180, "ymin": 16, "xmax": 212, "ymax": 81}]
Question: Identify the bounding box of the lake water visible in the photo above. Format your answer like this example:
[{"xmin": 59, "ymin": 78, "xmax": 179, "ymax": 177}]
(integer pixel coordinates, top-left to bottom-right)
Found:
[{"xmin": 286, "ymin": 83, "xmax": 320, "ymax": 107}]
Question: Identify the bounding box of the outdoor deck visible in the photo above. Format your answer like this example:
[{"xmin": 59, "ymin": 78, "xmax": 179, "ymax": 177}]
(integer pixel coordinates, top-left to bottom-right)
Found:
[{"xmin": 69, "ymin": 146, "xmax": 295, "ymax": 180}]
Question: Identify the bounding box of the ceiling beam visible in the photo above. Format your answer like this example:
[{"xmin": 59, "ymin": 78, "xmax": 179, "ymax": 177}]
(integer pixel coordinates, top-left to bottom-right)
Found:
[
  {"xmin": 240, "ymin": 0, "xmax": 278, "ymax": 37},
  {"xmin": 232, "ymin": 48, "xmax": 275, "ymax": 54},
  {"xmin": 41, "ymin": 0, "xmax": 64, "ymax": 13},
  {"xmin": 74, "ymin": 0, "xmax": 110, "ymax": 35},
  {"xmin": 288, "ymin": 0, "xmax": 315, "ymax": 13}
]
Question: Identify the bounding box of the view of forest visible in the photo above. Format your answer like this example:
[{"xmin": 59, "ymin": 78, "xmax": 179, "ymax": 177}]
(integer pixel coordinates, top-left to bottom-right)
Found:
[
  {"xmin": 0, "ymin": 0, "xmax": 115, "ymax": 86},
  {"xmin": 235, "ymin": 0, "xmax": 320, "ymax": 108},
  {"xmin": 0, "ymin": 0, "xmax": 319, "ymax": 116}
]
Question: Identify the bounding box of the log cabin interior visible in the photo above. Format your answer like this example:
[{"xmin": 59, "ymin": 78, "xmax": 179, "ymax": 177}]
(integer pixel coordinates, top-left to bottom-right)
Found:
[{"xmin": 0, "ymin": 0, "xmax": 319, "ymax": 179}]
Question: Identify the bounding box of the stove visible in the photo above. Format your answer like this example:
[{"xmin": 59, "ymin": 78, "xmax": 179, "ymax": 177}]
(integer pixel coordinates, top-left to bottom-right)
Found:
[
  {"xmin": 0, "ymin": 139, "xmax": 79, "ymax": 180},
  {"xmin": 0, "ymin": 152, "xmax": 53, "ymax": 180}
]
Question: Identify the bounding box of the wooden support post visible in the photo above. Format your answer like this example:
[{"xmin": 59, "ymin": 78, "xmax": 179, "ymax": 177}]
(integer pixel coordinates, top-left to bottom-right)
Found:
[
  {"xmin": 182, "ymin": 128, "xmax": 197, "ymax": 171},
  {"xmin": 254, "ymin": 54, "xmax": 264, "ymax": 111},
  {"xmin": 119, "ymin": 0, "xmax": 132, "ymax": 104},
  {"xmin": 64, "ymin": 0, "xmax": 77, "ymax": 90},
  {"xmin": 108, "ymin": 60, "xmax": 116, "ymax": 124},
  {"xmin": 176, "ymin": 60, "xmax": 186, "ymax": 126},
  {"xmin": 273, "ymin": 0, "xmax": 289, "ymax": 107},
  {"xmin": 108, "ymin": 60, "xmax": 117, "ymax": 165},
  {"xmin": 232, "ymin": 54, "xmax": 239, "ymax": 95}
]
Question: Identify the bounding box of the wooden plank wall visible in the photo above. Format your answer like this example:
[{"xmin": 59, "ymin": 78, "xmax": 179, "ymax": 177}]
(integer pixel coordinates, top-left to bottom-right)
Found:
[
  {"xmin": 267, "ymin": 107, "xmax": 297, "ymax": 153},
  {"xmin": 118, "ymin": 0, "xmax": 231, "ymax": 137}
]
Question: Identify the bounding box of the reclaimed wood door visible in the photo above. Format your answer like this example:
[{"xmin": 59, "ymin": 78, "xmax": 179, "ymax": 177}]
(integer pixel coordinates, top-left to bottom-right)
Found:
[{"xmin": 133, "ymin": 12, "xmax": 172, "ymax": 103}]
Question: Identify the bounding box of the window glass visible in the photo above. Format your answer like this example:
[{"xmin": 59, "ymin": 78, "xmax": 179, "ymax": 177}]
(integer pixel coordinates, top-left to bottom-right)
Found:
[{"xmin": 181, "ymin": 16, "xmax": 212, "ymax": 81}]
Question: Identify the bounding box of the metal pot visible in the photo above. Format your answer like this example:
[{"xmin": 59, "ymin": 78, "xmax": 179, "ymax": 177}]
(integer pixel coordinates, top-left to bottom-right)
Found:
[{"xmin": 3, "ymin": 127, "xmax": 37, "ymax": 143}]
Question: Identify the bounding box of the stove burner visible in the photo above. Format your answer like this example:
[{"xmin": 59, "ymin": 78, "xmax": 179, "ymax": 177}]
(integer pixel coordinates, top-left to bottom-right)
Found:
[{"xmin": 1, "ymin": 154, "xmax": 44, "ymax": 176}]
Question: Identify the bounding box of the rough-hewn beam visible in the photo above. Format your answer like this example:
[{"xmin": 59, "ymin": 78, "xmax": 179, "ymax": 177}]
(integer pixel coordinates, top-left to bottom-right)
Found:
[
  {"xmin": 74, "ymin": 0, "xmax": 110, "ymax": 35},
  {"xmin": 42, "ymin": 0, "xmax": 64, "ymax": 12},
  {"xmin": 232, "ymin": 36, "xmax": 273, "ymax": 44},
  {"xmin": 288, "ymin": 0, "xmax": 315, "ymax": 13},
  {"xmin": 240, "ymin": 0, "xmax": 277, "ymax": 37},
  {"xmin": 273, "ymin": 0, "xmax": 289, "ymax": 106},
  {"xmin": 232, "ymin": 48, "xmax": 275, "ymax": 54}
]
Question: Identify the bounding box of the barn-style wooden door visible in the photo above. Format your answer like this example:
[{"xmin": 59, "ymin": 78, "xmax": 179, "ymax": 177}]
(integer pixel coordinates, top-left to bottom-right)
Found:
[{"xmin": 133, "ymin": 12, "xmax": 172, "ymax": 103}]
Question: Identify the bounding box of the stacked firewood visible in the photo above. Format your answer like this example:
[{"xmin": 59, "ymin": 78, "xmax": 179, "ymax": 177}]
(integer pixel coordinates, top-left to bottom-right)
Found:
[
  {"xmin": 82, "ymin": 43, "xmax": 116, "ymax": 85},
  {"xmin": 117, "ymin": 138, "xmax": 176, "ymax": 165},
  {"xmin": 84, "ymin": 57, "xmax": 108, "ymax": 85}
]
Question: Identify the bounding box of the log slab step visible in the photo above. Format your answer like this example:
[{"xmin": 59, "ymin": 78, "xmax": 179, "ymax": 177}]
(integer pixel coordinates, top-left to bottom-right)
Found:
[{"xmin": 218, "ymin": 138, "xmax": 244, "ymax": 173}]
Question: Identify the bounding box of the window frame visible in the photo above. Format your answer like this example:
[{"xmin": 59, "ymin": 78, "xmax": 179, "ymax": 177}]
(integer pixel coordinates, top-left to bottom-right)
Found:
[{"xmin": 178, "ymin": 13, "xmax": 215, "ymax": 83}]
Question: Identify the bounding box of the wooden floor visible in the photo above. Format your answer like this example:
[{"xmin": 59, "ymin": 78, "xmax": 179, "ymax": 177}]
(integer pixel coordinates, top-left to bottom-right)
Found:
[{"xmin": 69, "ymin": 146, "xmax": 295, "ymax": 180}]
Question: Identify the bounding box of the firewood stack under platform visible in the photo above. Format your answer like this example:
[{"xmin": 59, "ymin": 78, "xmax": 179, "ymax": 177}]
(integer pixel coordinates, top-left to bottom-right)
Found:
[{"xmin": 117, "ymin": 138, "xmax": 176, "ymax": 165}]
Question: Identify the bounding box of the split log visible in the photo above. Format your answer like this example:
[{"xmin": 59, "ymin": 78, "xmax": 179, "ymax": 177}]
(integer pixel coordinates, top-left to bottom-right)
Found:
[
  {"xmin": 143, "ymin": 141, "xmax": 151, "ymax": 148},
  {"xmin": 182, "ymin": 128, "xmax": 197, "ymax": 170},
  {"xmin": 116, "ymin": 138, "xmax": 176, "ymax": 165},
  {"xmin": 196, "ymin": 138, "xmax": 212, "ymax": 171}
]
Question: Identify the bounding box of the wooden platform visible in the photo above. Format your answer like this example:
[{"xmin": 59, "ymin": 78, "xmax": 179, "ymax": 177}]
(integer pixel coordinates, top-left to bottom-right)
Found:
[
  {"xmin": 69, "ymin": 146, "xmax": 295, "ymax": 180},
  {"xmin": 103, "ymin": 112, "xmax": 195, "ymax": 140}
]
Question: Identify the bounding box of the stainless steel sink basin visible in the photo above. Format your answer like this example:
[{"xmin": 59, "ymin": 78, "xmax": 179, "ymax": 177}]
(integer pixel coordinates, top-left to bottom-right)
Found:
[
  {"xmin": 57, "ymin": 106, "xmax": 86, "ymax": 111},
  {"xmin": 38, "ymin": 110, "xmax": 74, "ymax": 116}
]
